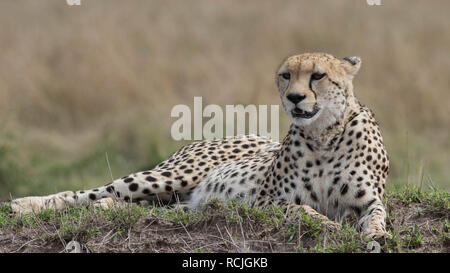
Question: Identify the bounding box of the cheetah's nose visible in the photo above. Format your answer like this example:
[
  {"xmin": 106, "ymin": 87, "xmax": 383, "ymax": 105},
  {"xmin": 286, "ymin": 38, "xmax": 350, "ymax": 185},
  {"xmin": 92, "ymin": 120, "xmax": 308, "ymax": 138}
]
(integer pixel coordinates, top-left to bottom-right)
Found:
[{"xmin": 286, "ymin": 93, "xmax": 306, "ymax": 105}]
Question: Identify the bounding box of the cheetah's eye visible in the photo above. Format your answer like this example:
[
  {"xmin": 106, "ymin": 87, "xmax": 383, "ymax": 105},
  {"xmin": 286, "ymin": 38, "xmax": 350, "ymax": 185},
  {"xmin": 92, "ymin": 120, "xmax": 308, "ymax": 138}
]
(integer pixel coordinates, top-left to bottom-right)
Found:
[
  {"xmin": 280, "ymin": 72, "xmax": 290, "ymax": 80},
  {"xmin": 311, "ymin": 72, "xmax": 326, "ymax": 81}
]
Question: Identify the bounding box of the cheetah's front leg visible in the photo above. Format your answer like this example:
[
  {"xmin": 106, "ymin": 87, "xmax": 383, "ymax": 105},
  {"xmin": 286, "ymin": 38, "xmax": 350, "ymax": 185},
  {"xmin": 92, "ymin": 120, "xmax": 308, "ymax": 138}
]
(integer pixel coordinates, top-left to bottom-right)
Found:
[
  {"xmin": 356, "ymin": 198, "xmax": 388, "ymax": 240},
  {"xmin": 271, "ymin": 200, "xmax": 341, "ymax": 231}
]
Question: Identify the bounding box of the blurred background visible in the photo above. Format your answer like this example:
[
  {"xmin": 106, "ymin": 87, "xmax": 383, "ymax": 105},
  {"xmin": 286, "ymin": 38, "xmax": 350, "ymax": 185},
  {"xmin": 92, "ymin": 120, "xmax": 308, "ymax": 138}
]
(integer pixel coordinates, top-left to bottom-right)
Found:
[{"xmin": 0, "ymin": 0, "xmax": 449, "ymax": 199}]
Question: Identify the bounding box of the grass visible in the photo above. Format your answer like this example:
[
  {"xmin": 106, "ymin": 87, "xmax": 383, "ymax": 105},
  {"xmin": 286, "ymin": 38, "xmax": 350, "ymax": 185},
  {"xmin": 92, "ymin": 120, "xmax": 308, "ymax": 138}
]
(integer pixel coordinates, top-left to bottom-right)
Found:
[
  {"xmin": 386, "ymin": 185, "xmax": 450, "ymax": 210},
  {"xmin": 0, "ymin": 186, "xmax": 448, "ymax": 253}
]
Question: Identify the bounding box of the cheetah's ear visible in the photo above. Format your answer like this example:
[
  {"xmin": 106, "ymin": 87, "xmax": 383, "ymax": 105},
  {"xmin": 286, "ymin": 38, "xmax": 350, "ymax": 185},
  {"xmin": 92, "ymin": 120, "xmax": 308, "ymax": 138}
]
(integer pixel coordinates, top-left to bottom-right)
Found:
[{"xmin": 342, "ymin": 56, "xmax": 361, "ymax": 77}]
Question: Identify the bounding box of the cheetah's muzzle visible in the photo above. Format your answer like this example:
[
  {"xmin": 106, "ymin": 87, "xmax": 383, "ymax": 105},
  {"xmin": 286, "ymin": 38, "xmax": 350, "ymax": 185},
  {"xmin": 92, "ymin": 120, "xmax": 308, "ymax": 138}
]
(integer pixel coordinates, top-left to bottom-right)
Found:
[{"xmin": 291, "ymin": 104, "xmax": 320, "ymax": 119}]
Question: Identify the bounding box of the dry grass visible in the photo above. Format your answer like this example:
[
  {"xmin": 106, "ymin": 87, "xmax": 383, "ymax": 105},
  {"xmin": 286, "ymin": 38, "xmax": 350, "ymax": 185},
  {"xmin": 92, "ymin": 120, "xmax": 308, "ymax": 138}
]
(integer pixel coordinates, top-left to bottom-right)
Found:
[{"xmin": 0, "ymin": 0, "xmax": 449, "ymax": 198}]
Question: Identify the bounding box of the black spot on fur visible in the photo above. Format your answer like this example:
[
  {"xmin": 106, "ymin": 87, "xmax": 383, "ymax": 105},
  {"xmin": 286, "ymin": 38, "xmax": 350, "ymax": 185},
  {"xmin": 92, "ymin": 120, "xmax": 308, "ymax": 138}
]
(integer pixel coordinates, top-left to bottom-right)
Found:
[
  {"xmin": 327, "ymin": 187, "xmax": 334, "ymax": 197},
  {"xmin": 129, "ymin": 183, "xmax": 139, "ymax": 192},
  {"xmin": 146, "ymin": 176, "xmax": 157, "ymax": 182},
  {"xmin": 333, "ymin": 176, "xmax": 340, "ymax": 184},
  {"xmin": 366, "ymin": 198, "xmax": 377, "ymax": 207},
  {"xmin": 124, "ymin": 177, "xmax": 134, "ymax": 183},
  {"xmin": 352, "ymin": 206, "xmax": 361, "ymax": 215},
  {"xmin": 304, "ymin": 183, "xmax": 312, "ymax": 191},
  {"xmin": 310, "ymin": 192, "xmax": 318, "ymax": 202},
  {"xmin": 340, "ymin": 184, "xmax": 349, "ymax": 195},
  {"xmin": 355, "ymin": 189, "xmax": 366, "ymax": 198}
]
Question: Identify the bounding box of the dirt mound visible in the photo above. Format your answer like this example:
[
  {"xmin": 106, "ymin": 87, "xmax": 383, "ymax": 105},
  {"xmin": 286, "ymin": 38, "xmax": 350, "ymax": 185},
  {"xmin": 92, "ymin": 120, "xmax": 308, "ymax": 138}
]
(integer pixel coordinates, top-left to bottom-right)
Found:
[{"xmin": 0, "ymin": 188, "xmax": 448, "ymax": 253}]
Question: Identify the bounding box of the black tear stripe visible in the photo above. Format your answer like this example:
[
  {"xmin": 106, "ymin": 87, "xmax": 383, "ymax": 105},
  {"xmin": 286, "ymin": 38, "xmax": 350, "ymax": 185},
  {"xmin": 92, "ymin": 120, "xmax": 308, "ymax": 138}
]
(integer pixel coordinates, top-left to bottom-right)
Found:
[
  {"xmin": 309, "ymin": 64, "xmax": 318, "ymax": 99},
  {"xmin": 309, "ymin": 80, "xmax": 318, "ymax": 99}
]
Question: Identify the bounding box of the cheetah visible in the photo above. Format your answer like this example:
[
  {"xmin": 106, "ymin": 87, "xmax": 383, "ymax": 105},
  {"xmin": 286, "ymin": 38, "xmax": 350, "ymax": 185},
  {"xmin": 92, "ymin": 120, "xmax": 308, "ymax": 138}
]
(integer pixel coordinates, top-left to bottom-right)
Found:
[{"xmin": 10, "ymin": 53, "xmax": 390, "ymax": 239}]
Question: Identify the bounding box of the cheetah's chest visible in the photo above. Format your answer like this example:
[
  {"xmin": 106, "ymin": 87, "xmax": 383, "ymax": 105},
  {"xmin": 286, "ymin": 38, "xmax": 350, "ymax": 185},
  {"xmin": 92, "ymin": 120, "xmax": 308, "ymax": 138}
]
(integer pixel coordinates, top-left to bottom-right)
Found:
[{"xmin": 274, "ymin": 147, "xmax": 352, "ymax": 218}]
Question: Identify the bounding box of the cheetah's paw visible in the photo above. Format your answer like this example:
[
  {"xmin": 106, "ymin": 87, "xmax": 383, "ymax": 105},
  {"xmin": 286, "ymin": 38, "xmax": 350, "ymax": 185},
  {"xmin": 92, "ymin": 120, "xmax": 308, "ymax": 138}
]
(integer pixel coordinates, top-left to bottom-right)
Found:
[
  {"xmin": 364, "ymin": 229, "xmax": 392, "ymax": 244},
  {"xmin": 323, "ymin": 220, "xmax": 342, "ymax": 232},
  {"xmin": 92, "ymin": 197, "xmax": 116, "ymax": 210}
]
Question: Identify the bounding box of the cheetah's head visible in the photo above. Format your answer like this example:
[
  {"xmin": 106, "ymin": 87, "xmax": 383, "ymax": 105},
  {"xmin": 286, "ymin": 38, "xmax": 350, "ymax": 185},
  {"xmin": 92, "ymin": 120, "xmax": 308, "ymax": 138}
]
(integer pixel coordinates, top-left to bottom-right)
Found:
[{"xmin": 276, "ymin": 53, "xmax": 361, "ymax": 130}]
